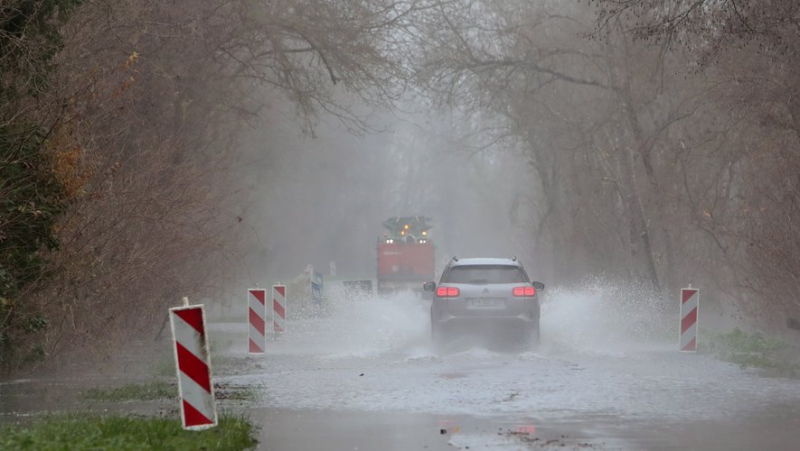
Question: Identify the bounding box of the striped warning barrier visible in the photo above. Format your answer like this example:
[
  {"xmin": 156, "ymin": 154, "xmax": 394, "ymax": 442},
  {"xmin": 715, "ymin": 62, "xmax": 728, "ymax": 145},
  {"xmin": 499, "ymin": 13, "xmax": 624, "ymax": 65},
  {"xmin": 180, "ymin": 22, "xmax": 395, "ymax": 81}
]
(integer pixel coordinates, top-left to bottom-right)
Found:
[
  {"xmin": 680, "ymin": 287, "xmax": 699, "ymax": 352},
  {"xmin": 273, "ymin": 284, "xmax": 286, "ymax": 333},
  {"xmin": 169, "ymin": 304, "xmax": 217, "ymax": 430},
  {"xmin": 248, "ymin": 288, "xmax": 267, "ymax": 353}
]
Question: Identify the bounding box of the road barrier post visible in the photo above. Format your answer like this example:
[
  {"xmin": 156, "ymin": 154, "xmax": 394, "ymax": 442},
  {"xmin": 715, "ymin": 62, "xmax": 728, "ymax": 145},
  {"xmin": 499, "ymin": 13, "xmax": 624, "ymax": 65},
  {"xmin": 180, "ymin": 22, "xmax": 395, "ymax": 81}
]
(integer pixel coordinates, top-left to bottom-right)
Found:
[
  {"xmin": 273, "ymin": 284, "xmax": 287, "ymax": 333},
  {"xmin": 169, "ymin": 302, "xmax": 217, "ymax": 430},
  {"xmin": 248, "ymin": 287, "xmax": 267, "ymax": 353},
  {"xmin": 679, "ymin": 287, "xmax": 699, "ymax": 352}
]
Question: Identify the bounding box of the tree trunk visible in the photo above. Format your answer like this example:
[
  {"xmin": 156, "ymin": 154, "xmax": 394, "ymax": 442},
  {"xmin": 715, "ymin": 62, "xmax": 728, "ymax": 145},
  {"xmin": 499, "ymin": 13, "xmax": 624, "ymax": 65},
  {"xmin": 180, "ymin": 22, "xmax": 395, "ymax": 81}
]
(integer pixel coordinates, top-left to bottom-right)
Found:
[{"xmin": 617, "ymin": 136, "xmax": 661, "ymax": 291}]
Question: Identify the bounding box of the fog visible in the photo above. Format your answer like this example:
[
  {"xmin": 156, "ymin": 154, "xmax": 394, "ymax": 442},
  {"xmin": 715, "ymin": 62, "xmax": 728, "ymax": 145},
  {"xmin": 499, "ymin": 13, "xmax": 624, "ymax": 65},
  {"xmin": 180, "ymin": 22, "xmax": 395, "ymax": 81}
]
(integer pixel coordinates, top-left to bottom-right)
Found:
[{"xmin": 235, "ymin": 101, "xmax": 539, "ymax": 284}]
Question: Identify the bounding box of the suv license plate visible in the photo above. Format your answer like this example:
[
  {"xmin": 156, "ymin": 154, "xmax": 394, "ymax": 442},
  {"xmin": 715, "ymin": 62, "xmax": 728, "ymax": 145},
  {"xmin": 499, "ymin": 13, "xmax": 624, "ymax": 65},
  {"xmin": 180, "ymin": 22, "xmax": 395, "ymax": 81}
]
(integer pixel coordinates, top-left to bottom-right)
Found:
[{"xmin": 469, "ymin": 298, "xmax": 504, "ymax": 308}]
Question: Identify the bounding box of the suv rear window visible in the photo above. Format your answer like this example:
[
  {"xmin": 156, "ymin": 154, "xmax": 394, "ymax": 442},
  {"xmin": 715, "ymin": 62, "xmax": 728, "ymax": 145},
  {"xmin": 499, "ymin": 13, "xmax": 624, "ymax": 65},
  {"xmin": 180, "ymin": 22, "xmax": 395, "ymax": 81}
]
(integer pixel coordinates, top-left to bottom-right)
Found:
[{"xmin": 442, "ymin": 265, "xmax": 529, "ymax": 284}]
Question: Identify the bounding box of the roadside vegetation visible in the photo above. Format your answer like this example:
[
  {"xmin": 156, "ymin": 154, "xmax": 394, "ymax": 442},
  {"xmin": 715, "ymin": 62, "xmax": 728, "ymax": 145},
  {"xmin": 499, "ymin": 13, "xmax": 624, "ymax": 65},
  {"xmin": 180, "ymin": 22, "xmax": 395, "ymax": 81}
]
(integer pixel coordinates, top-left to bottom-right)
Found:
[
  {"xmin": 83, "ymin": 381, "xmax": 176, "ymax": 402},
  {"xmin": 83, "ymin": 380, "xmax": 256, "ymax": 402},
  {"xmin": 216, "ymin": 385, "xmax": 258, "ymax": 402},
  {"xmin": 0, "ymin": 414, "xmax": 257, "ymax": 450},
  {"xmin": 707, "ymin": 329, "xmax": 799, "ymax": 378}
]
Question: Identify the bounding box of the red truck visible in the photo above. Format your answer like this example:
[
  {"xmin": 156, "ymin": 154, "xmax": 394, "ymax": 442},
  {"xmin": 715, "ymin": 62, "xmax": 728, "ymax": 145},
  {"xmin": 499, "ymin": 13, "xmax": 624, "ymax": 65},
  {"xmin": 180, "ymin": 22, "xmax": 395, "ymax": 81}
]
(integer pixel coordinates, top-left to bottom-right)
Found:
[{"xmin": 377, "ymin": 216, "xmax": 435, "ymax": 294}]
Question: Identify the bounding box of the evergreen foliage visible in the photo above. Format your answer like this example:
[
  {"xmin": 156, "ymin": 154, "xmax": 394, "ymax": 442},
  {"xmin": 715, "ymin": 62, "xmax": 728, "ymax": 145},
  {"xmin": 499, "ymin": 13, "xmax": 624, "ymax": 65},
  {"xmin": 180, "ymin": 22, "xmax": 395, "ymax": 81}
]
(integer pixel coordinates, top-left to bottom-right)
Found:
[{"xmin": 0, "ymin": 0, "xmax": 80, "ymax": 366}]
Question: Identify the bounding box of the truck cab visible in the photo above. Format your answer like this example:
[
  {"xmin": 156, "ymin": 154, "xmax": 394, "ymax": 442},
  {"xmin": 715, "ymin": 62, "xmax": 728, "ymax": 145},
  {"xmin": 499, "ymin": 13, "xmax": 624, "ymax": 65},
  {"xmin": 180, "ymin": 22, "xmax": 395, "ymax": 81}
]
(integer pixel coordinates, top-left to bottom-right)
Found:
[{"xmin": 377, "ymin": 216, "xmax": 435, "ymax": 294}]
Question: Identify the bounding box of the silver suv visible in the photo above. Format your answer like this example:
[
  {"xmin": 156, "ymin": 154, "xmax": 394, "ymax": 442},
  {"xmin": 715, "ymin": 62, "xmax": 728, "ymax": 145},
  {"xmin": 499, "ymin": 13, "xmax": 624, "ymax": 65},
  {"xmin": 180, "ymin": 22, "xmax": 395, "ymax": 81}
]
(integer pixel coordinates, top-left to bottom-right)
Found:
[{"xmin": 424, "ymin": 257, "xmax": 544, "ymax": 346}]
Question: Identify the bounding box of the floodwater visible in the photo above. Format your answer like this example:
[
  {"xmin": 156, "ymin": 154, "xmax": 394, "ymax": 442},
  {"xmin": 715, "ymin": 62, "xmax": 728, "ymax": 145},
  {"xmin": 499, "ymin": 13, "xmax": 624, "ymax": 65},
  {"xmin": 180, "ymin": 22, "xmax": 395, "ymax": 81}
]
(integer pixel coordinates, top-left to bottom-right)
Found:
[{"xmin": 3, "ymin": 286, "xmax": 800, "ymax": 450}]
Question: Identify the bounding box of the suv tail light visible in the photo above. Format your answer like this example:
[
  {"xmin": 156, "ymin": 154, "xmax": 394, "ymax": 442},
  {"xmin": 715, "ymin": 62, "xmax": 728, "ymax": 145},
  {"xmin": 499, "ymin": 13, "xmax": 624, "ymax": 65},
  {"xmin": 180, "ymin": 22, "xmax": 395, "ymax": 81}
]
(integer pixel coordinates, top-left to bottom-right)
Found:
[
  {"xmin": 436, "ymin": 287, "xmax": 460, "ymax": 298},
  {"xmin": 513, "ymin": 286, "xmax": 536, "ymax": 297}
]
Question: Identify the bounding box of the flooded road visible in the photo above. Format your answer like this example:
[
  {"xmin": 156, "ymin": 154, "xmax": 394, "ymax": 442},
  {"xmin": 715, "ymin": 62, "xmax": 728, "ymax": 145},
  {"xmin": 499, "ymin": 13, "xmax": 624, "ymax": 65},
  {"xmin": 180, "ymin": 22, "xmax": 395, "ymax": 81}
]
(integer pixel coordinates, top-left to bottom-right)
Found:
[
  {"xmin": 3, "ymin": 287, "xmax": 800, "ymax": 450},
  {"xmin": 213, "ymin": 335, "xmax": 800, "ymax": 449},
  {"xmin": 211, "ymin": 288, "xmax": 800, "ymax": 450}
]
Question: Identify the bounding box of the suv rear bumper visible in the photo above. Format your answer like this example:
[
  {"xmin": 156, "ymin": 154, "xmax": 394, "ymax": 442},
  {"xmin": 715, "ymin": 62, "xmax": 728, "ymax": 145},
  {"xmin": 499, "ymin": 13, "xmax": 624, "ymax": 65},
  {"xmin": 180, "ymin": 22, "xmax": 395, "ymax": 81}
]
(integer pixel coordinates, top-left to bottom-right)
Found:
[{"xmin": 433, "ymin": 313, "xmax": 538, "ymax": 333}]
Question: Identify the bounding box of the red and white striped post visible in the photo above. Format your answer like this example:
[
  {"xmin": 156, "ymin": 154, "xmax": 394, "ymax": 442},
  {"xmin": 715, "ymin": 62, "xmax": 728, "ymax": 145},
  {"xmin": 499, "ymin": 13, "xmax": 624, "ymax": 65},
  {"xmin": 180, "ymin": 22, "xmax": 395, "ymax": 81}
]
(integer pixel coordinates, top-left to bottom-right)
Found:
[
  {"xmin": 273, "ymin": 285, "xmax": 287, "ymax": 333},
  {"xmin": 169, "ymin": 302, "xmax": 217, "ymax": 430},
  {"xmin": 248, "ymin": 288, "xmax": 267, "ymax": 353},
  {"xmin": 679, "ymin": 287, "xmax": 700, "ymax": 352}
]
